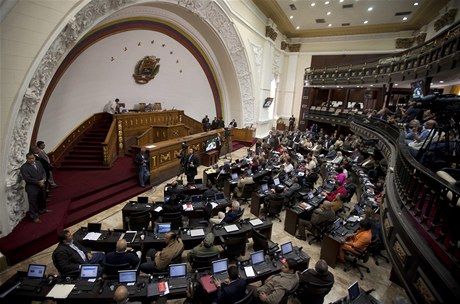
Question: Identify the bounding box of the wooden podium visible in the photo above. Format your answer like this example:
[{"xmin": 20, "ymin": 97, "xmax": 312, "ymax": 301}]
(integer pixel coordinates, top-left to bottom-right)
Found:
[{"xmin": 202, "ymin": 150, "xmax": 219, "ymax": 166}]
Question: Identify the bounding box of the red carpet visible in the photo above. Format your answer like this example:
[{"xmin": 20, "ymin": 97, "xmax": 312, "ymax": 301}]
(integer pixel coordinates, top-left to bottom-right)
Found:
[{"xmin": 0, "ymin": 157, "xmax": 150, "ymax": 265}]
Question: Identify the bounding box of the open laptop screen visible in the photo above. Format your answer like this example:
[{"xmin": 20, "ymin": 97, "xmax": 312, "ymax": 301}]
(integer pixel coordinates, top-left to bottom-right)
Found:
[
  {"xmin": 27, "ymin": 264, "xmax": 46, "ymax": 279},
  {"xmin": 260, "ymin": 184, "xmax": 268, "ymax": 192},
  {"xmin": 157, "ymin": 223, "xmax": 171, "ymax": 233},
  {"xmin": 87, "ymin": 223, "xmax": 101, "ymax": 232},
  {"xmin": 212, "ymin": 259, "xmax": 228, "ymax": 274},
  {"xmin": 215, "ymin": 193, "xmax": 225, "ymax": 201},
  {"xmin": 281, "ymin": 242, "xmax": 293, "ymax": 255},
  {"xmin": 119, "ymin": 270, "xmax": 137, "ymax": 284},
  {"xmin": 273, "ymin": 178, "xmax": 280, "ymax": 185},
  {"xmin": 250, "ymin": 250, "xmax": 265, "ymax": 265},
  {"xmin": 348, "ymin": 281, "xmax": 361, "ymax": 300},
  {"xmin": 169, "ymin": 263, "xmax": 187, "ymax": 278},
  {"xmin": 308, "ymin": 192, "xmax": 314, "ymax": 200},
  {"xmin": 231, "ymin": 173, "xmax": 238, "ymax": 180},
  {"xmin": 191, "ymin": 195, "xmax": 202, "ymax": 203},
  {"xmin": 80, "ymin": 265, "xmax": 98, "ymax": 279}
]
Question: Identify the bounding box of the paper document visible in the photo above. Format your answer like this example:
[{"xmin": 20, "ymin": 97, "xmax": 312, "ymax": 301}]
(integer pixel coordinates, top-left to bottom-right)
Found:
[
  {"xmin": 46, "ymin": 284, "xmax": 75, "ymax": 299},
  {"xmin": 210, "ymin": 202, "xmax": 218, "ymax": 209},
  {"xmin": 154, "ymin": 206, "xmax": 163, "ymax": 212},
  {"xmin": 83, "ymin": 232, "xmax": 101, "ymax": 241},
  {"xmin": 224, "ymin": 224, "xmax": 239, "ymax": 233},
  {"xmin": 183, "ymin": 204, "xmax": 193, "ymax": 211},
  {"xmin": 190, "ymin": 229, "xmax": 205, "ymax": 237},
  {"xmin": 244, "ymin": 266, "xmax": 255, "ymax": 277},
  {"xmin": 249, "ymin": 218, "xmax": 263, "ymax": 226}
]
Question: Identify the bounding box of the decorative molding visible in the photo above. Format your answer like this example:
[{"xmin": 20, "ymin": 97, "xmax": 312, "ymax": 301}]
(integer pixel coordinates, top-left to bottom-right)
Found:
[
  {"xmin": 414, "ymin": 268, "xmax": 439, "ymax": 304},
  {"xmin": 393, "ymin": 234, "xmax": 410, "ymax": 266},
  {"xmin": 265, "ymin": 25, "xmax": 278, "ymax": 41},
  {"xmin": 434, "ymin": 8, "xmax": 458, "ymax": 32},
  {"xmin": 288, "ymin": 43, "xmax": 301, "ymax": 52},
  {"xmin": 250, "ymin": 42, "xmax": 263, "ymax": 81}
]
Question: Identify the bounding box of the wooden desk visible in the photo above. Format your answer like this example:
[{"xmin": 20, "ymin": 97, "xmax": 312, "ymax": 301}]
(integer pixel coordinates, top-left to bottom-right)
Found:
[
  {"xmin": 250, "ymin": 192, "xmax": 266, "ymax": 217},
  {"xmin": 232, "ymin": 128, "xmax": 255, "ymax": 143},
  {"xmin": 202, "ymin": 150, "xmax": 219, "ymax": 166},
  {"xmin": 223, "ymin": 179, "xmax": 238, "ymax": 199},
  {"xmin": 320, "ymin": 234, "xmax": 341, "ymax": 268},
  {"xmin": 284, "ymin": 208, "xmax": 301, "ymax": 236}
]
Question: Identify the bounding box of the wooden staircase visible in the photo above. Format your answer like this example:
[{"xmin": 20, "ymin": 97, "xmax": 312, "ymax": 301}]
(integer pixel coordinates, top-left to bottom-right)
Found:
[{"xmin": 59, "ymin": 118, "xmax": 112, "ymax": 170}]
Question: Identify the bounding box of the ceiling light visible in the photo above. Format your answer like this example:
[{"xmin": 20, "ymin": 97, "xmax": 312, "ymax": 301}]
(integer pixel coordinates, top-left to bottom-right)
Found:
[
  {"xmin": 311, "ymin": 3, "xmax": 316, "ymax": 7},
  {"xmin": 440, "ymin": 81, "xmax": 444, "ymax": 83},
  {"xmin": 414, "ymin": 2, "xmax": 419, "ymax": 6},
  {"xmin": 327, "ymin": 11, "xmax": 331, "ymax": 15},
  {"xmin": 290, "ymin": 16, "xmax": 294, "ymax": 19},
  {"xmin": 370, "ymin": 85, "xmax": 374, "ymax": 87},
  {"xmin": 403, "ymin": 17, "xmax": 408, "ymax": 21},
  {"xmin": 325, "ymin": 1, "xmax": 330, "ymax": 4},
  {"xmin": 364, "ymin": 20, "xmax": 368, "ymax": 24},
  {"xmin": 339, "ymin": 0, "xmax": 344, "ymax": 2},
  {"xmin": 296, "ymin": 26, "xmax": 300, "ymax": 30},
  {"xmin": 368, "ymin": 7, "xmax": 373, "ymax": 11},
  {"xmin": 394, "ymin": 83, "xmax": 398, "ymax": 86},
  {"xmin": 328, "ymin": 24, "xmax": 332, "ymax": 27}
]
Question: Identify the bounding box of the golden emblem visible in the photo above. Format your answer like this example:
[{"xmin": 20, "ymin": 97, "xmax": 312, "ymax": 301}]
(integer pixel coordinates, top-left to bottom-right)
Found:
[{"xmin": 133, "ymin": 56, "xmax": 160, "ymax": 84}]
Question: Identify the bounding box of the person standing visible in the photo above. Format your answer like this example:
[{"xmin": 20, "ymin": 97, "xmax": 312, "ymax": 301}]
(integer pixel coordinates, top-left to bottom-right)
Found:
[
  {"xmin": 184, "ymin": 148, "xmax": 200, "ymax": 183},
  {"xmin": 36, "ymin": 141, "xmax": 59, "ymax": 188},
  {"xmin": 20, "ymin": 153, "xmax": 49, "ymax": 223},
  {"xmin": 289, "ymin": 115, "xmax": 296, "ymax": 131},
  {"xmin": 135, "ymin": 147, "xmax": 150, "ymax": 188},
  {"xmin": 228, "ymin": 119, "xmax": 237, "ymax": 128}
]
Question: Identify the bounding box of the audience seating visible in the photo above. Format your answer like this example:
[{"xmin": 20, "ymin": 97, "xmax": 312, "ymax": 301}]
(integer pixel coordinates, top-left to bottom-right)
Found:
[
  {"xmin": 307, "ymin": 219, "xmax": 336, "ymax": 245},
  {"xmin": 189, "ymin": 252, "xmax": 220, "ymax": 270},
  {"xmin": 101, "ymin": 262, "xmax": 133, "ymax": 278},
  {"xmin": 237, "ymin": 183, "xmax": 257, "ymax": 204},
  {"xmin": 368, "ymin": 237, "xmax": 389, "ymax": 265},
  {"xmin": 161, "ymin": 211, "xmax": 183, "ymax": 230},
  {"xmin": 251, "ymin": 228, "xmax": 279, "ymax": 256},
  {"xmin": 234, "ymin": 288, "xmax": 254, "ymax": 304},
  {"xmin": 265, "ymin": 198, "xmax": 284, "ymax": 222},
  {"xmin": 343, "ymin": 247, "xmax": 371, "ymax": 279},
  {"xmin": 125, "ymin": 210, "xmax": 152, "ymax": 231},
  {"xmin": 294, "ymin": 280, "xmax": 334, "ymax": 304},
  {"xmin": 52, "ymin": 251, "xmax": 80, "ymax": 278},
  {"xmin": 219, "ymin": 232, "xmax": 247, "ymax": 260}
]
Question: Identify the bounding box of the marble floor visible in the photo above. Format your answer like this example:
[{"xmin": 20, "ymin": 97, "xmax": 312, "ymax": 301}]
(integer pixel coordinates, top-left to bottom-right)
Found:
[{"xmin": 0, "ymin": 147, "xmax": 409, "ymax": 303}]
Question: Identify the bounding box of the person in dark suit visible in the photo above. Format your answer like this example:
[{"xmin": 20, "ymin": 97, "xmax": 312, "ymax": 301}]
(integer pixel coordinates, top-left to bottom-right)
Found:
[
  {"xmin": 20, "ymin": 152, "xmax": 48, "ymax": 223},
  {"xmin": 165, "ymin": 180, "xmax": 186, "ymax": 201},
  {"xmin": 299, "ymin": 259, "xmax": 334, "ymax": 286},
  {"xmin": 135, "ymin": 147, "xmax": 150, "ymax": 188},
  {"xmin": 105, "ymin": 239, "xmax": 140, "ymax": 268},
  {"xmin": 53, "ymin": 230, "xmax": 104, "ymax": 276},
  {"xmin": 184, "ymin": 148, "xmax": 200, "ymax": 183},
  {"xmin": 214, "ymin": 265, "xmax": 247, "ymax": 304}
]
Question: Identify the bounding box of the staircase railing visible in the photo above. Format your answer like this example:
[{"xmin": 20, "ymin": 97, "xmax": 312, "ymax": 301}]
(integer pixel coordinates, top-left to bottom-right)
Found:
[
  {"xmin": 182, "ymin": 113, "xmax": 204, "ymax": 135},
  {"xmin": 49, "ymin": 113, "xmax": 111, "ymax": 168},
  {"xmin": 102, "ymin": 119, "xmax": 118, "ymax": 166},
  {"xmin": 136, "ymin": 127, "xmax": 154, "ymax": 147}
]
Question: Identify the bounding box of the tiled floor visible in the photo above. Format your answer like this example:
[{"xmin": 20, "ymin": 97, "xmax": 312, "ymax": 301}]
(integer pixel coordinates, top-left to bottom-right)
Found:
[{"xmin": 0, "ymin": 147, "xmax": 409, "ymax": 303}]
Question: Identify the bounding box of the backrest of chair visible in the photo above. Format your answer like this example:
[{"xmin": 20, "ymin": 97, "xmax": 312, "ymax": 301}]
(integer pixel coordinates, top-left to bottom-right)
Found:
[
  {"xmin": 102, "ymin": 262, "xmax": 132, "ymax": 277},
  {"xmin": 234, "ymin": 288, "xmax": 254, "ymax": 304},
  {"xmin": 227, "ymin": 208, "xmax": 245, "ymax": 224},
  {"xmin": 252, "ymin": 228, "xmax": 269, "ymax": 253},
  {"xmin": 241, "ymin": 183, "xmax": 257, "ymax": 198},
  {"xmin": 191, "ymin": 252, "xmax": 219, "ymax": 269},
  {"xmin": 224, "ymin": 233, "xmax": 247, "ymax": 257},
  {"xmin": 128, "ymin": 211, "xmax": 151, "ymax": 231},
  {"xmin": 217, "ymin": 173, "xmax": 230, "ymax": 187},
  {"xmin": 267, "ymin": 198, "xmax": 284, "ymax": 214},
  {"xmin": 297, "ymin": 280, "xmax": 333, "ymax": 304},
  {"xmin": 161, "ymin": 212, "xmax": 183, "ymax": 230}
]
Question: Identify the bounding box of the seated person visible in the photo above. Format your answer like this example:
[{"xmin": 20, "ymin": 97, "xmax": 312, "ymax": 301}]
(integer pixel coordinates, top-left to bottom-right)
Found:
[
  {"xmin": 296, "ymin": 201, "xmax": 335, "ymax": 241},
  {"xmin": 166, "ymin": 180, "xmax": 186, "ymax": 200},
  {"xmin": 263, "ymin": 185, "xmax": 286, "ymax": 212},
  {"xmin": 330, "ymin": 151, "xmax": 343, "ymax": 165},
  {"xmin": 331, "ymin": 193, "xmax": 344, "ymax": 213},
  {"xmin": 113, "ymin": 285, "xmax": 129, "ymax": 304},
  {"xmin": 162, "ymin": 194, "xmax": 183, "ymax": 213},
  {"xmin": 53, "ymin": 229, "xmax": 105, "ymax": 276},
  {"xmin": 253, "ymin": 258, "xmax": 299, "ymax": 304},
  {"xmin": 203, "ymin": 182, "xmax": 219, "ymax": 200},
  {"xmin": 338, "ymin": 219, "xmax": 372, "ymax": 262},
  {"xmin": 322, "ymin": 180, "xmax": 347, "ymax": 202},
  {"xmin": 187, "ymin": 233, "xmax": 219, "ymax": 262},
  {"xmin": 214, "ymin": 265, "xmax": 247, "ymax": 304},
  {"xmin": 233, "ymin": 171, "xmax": 254, "ymax": 198},
  {"xmin": 139, "ymin": 231, "xmax": 184, "ymax": 273},
  {"xmin": 299, "ymin": 259, "xmax": 334, "ymax": 286},
  {"xmin": 104, "ymin": 239, "xmax": 140, "ymax": 268},
  {"xmin": 210, "ymin": 201, "xmax": 242, "ymax": 224},
  {"xmin": 334, "ymin": 167, "xmax": 347, "ymax": 185}
]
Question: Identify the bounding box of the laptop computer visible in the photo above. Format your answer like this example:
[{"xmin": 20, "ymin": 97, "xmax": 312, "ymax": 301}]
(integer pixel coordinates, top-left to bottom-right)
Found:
[
  {"xmin": 87, "ymin": 223, "xmax": 101, "ymax": 233},
  {"xmin": 348, "ymin": 281, "xmax": 367, "ymax": 303},
  {"xmin": 191, "ymin": 195, "xmax": 202, "ymax": 204},
  {"xmin": 20, "ymin": 264, "xmax": 46, "ymax": 289},
  {"xmin": 121, "ymin": 231, "xmax": 137, "ymax": 243},
  {"xmin": 273, "ymin": 178, "xmax": 280, "ymax": 186},
  {"xmin": 137, "ymin": 196, "xmax": 149, "ymax": 204},
  {"xmin": 215, "ymin": 192, "xmax": 226, "ymax": 204},
  {"xmin": 118, "ymin": 270, "xmax": 137, "ymax": 295},
  {"xmin": 251, "ymin": 250, "xmax": 271, "ymax": 275},
  {"xmin": 230, "ymin": 173, "xmax": 239, "ymax": 182},
  {"xmin": 212, "ymin": 259, "xmax": 229, "ymax": 282},
  {"xmin": 75, "ymin": 265, "xmax": 99, "ymax": 291},
  {"xmin": 194, "ymin": 178, "xmax": 203, "ymax": 186},
  {"xmin": 169, "ymin": 263, "xmax": 188, "ymax": 289},
  {"xmin": 156, "ymin": 223, "xmax": 171, "ymax": 238},
  {"xmin": 280, "ymin": 242, "xmax": 302, "ymax": 262},
  {"xmin": 259, "ymin": 183, "xmax": 269, "ymax": 194},
  {"xmin": 307, "ymin": 192, "xmax": 315, "ymax": 200}
]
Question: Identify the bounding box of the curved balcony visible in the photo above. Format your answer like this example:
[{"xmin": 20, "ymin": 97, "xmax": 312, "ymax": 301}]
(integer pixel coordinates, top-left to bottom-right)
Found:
[
  {"xmin": 305, "ymin": 21, "xmax": 460, "ymax": 86},
  {"xmin": 304, "ymin": 110, "xmax": 460, "ymax": 303}
]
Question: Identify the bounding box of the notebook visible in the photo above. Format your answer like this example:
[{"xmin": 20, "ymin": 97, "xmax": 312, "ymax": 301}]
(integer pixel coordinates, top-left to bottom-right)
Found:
[
  {"xmin": 169, "ymin": 263, "xmax": 188, "ymax": 289},
  {"xmin": 87, "ymin": 223, "xmax": 101, "ymax": 233},
  {"xmin": 212, "ymin": 259, "xmax": 228, "ymax": 282},
  {"xmin": 20, "ymin": 264, "xmax": 46, "ymax": 288},
  {"xmin": 224, "ymin": 224, "xmax": 239, "ymax": 233},
  {"xmin": 348, "ymin": 281, "xmax": 365, "ymax": 302},
  {"xmin": 121, "ymin": 231, "xmax": 137, "ymax": 243},
  {"xmin": 118, "ymin": 270, "xmax": 137, "ymax": 295},
  {"xmin": 273, "ymin": 178, "xmax": 280, "ymax": 186},
  {"xmin": 251, "ymin": 250, "xmax": 270, "ymax": 275},
  {"xmin": 281, "ymin": 242, "xmax": 302, "ymax": 262},
  {"xmin": 260, "ymin": 184, "xmax": 269, "ymax": 194},
  {"xmin": 138, "ymin": 196, "xmax": 149, "ymax": 204},
  {"xmin": 75, "ymin": 265, "xmax": 98, "ymax": 291},
  {"xmin": 215, "ymin": 193, "xmax": 226, "ymax": 203},
  {"xmin": 156, "ymin": 223, "xmax": 171, "ymax": 238}
]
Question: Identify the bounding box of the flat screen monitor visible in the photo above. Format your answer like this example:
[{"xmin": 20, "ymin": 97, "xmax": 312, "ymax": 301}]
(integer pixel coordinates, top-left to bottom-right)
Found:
[
  {"xmin": 205, "ymin": 137, "xmax": 219, "ymax": 152},
  {"xmin": 118, "ymin": 270, "xmax": 137, "ymax": 284},
  {"xmin": 411, "ymin": 80, "xmax": 425, "ymax": 99},
  {"xmin": 250, "ymin": 250, "xmax": 265, "ymax": 265},
  {"xmin": 231, "ymin": 173, "xmax": 238, "ymax": 180},
  {"xmin": 87, "ymin": 223, "xmax": 101, "ymax": 232},
  {"xmin": 281, "ymin": 242, "xmax": 293, "ymax": 255},
  {"xmin": 212, "ymin": 259, "xmax": 228, "ymax": 274},
  {"xmin": 27, "ymin": 264, "xmax": 46, "ymax": 279},
  {"xmin": 215, "ymin": 193, "xmax": 225, "ymax": 201},
  {"xmin": 263, "ymin": 97, "xmax": 274, "ymax": 108},
  {"xmin": 157, "ymin": 223, "xmax": 171, "ymax": 233},
  {"xmin": 80, "ymin": 265, "xmax": 98, "ymax": 279},
  {"xmin": 260, "ymin": 184, "xmax": 268, "ymax": 192},
  {"xmin": 169, "ymin": 263, "xmax": 187, "ymax": 278}
]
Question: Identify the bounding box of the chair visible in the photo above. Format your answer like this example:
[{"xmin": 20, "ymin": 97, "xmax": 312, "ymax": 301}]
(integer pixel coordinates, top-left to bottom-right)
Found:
[
  {"xmin": 237, "ymin": 183, "xmax": 257, "ymax": 204},
  {"xmin": 343, "ymin": 247, "xmax": 371, "ymax": 279},
  {"xmin": 294, "ymin": 280, "xmax": 334, "ymax": 304},
  {"xmin": 307, "ymin": 219, "xmax": 336, "ymax": 245},
  {"xmin": 170, "ymin": 245, "xmax": 185, "ymax": 264},
  {"xmin": 368, "ymin": 237, "xmax": 389, "ymax": 265},
  {"xmin": 190, "ymin": 252, "xmax": 220, "ymax": 270},
  {"xmin": 280, "ymin": 280, "xmax": 299, "ymax": 304},
  {"xmin": 252, "ymin": 228, "xmax": 279, "ymax": 255},
  {"xmin": 125, "ymin": 210, "xmax": 152, "ymax": 231},
  {"xmin": 161, "ymin": 211, "xmax": 183, "ymax": 230},
  {"xmin": 52, "ymin": 250, "xmax": 80, "ymax": 278},
  {"xmin": 101, "ymin": 262, "xmax": 133, "ymax": 278},
  {"xmin": 219, "ymin": 232, "xmax": 247, "ymax": 260},
  {"xmin": 234, "ymin": 288, "xmax": 254, "ymax": 304},
  {"xmin": 265, "ymin": 197, "xmax": 284, "ymax": 222},
  {"xmin": 217, "ymin": 173, "xmax": 230, "ymax": 189}
]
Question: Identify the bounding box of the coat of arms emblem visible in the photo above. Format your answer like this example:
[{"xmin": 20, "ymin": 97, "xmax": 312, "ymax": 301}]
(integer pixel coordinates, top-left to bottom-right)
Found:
[{"xmin": 133, "ymin": 56, "xmax": 160, "ymax": 84}]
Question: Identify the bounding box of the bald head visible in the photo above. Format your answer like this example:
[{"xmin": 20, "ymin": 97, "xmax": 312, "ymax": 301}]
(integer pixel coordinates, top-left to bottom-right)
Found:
[
  {"xmin": 322, "ymin": 201, "xmax": 333, "ymax": 210},
  {"xmin": 116, "ymin": 239, "xmax": 127, "ymax": 252},
  {"xmin": 113, "ymin": 285, "xmax": 128, "ymax": 303}
]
